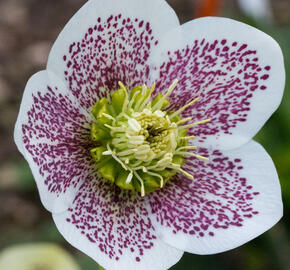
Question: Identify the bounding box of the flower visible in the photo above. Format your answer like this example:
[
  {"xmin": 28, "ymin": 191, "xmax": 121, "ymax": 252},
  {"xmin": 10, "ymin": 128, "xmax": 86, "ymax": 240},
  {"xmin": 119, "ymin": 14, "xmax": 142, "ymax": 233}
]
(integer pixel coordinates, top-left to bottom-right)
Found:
[
  {"xmin": 0, "ymin": 243, "xmax": 80, "ymax": 270},
  {"xmin": 14, "ymin": 0, "xmax": 285, "ymax": 269}
]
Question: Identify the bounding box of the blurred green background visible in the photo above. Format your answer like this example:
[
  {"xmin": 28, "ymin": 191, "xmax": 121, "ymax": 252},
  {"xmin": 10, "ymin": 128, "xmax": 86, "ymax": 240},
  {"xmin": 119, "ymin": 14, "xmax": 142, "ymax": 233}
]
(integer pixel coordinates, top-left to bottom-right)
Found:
[{"xmin": 0, "ymin": 0, "xmax": 289, "ymax": 269}]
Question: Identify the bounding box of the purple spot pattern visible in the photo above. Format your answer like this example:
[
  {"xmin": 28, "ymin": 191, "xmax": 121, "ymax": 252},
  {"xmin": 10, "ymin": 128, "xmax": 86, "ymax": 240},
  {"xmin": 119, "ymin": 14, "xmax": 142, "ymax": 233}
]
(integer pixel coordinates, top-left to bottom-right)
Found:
[
  {"xmin": 64, "ymin": 146, "xmax": 260, "ymax": 262},
  {"xmin": 22, "ymin": 85, "xmax": 93, "ymax": 195},
  {"xmin": 148, "ymin": 148, "xmax": 259, "ymax": 237},
  {"xmin": 20, "ymin": 17, "xmax": 265, "ymax": 264},
  {"xmin": 66, "ymin": 179, "xmax": 156, "ymax": 262},
  {"xmin": 63, "ymin": 14, "xmax": 158, "ymax": 109},
  {"xmin": 157, "ymin": 39, "xmax": 271, "ymax": 142}
]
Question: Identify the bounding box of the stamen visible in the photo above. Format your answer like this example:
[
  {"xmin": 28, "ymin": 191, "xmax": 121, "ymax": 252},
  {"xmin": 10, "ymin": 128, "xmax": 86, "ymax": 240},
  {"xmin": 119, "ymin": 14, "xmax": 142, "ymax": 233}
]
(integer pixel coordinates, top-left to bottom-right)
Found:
[
  {"xmin": 104, "ymin": 124, "xmax": 126, "ymax": 131},
  {"xmin": 169, "ymin": 163, "xmax": 194, "ymax": 180},
  {"xmin": 127, "ymin": 136, "xmax": 144, "ymax": 145},
  {"xmin": 114, "ymin": 142, "xmax": 128, "ymax": 149},
  {"xmin": 116, "ymin": 112, "xmax": 128, "ymax": 120},
  {"xmin": 133, "ymin": 85, "xmax": 149, "ymax": 111},
  {"xmin": 126, "ymin": 135, "xmax": 144, "ymax": 141},
  {"xmin": 112, "ymin": 138, "xmax": 127, "ymax": 144},
  {"xmin": 139, "ymin": 83, "xmax": 156, "ymax": 110},
  {"xmin": 102, "ymin": 113, "xmax": 115, "ymax": 121},
  {"xmin": 178, "ymin": 118, "xmax": 211, "ymax": 130},
  {"xmin": 154, "ymin": 110, "xmax": 166, "ymax": 118},
  {"xmin": 142, "ymin": 84, "xmax": 147, "ymax": 95},
  {"xmin": 102, "ymin": 150, "xmax": 113, "ymax": 156},
  {"xmin": 180, "ymin": 135, "xmax": 196, "ymax": 140},
  {"xmin": 128, "ymin": 140, "xmax": 144, "ymax": 146},
  {"xmin": 118, "ymin": 81, "xmax": 129, "ymax": 113},
  {"xmin": 128, "ymin": 118, "xmax": 141, "ymax": 132},
  {"xmin": 176, "ymin": 146, "xmax": 197, "ymax": 151},
  {"xmin": 178, "ymin": 168, "xmax": 194, "ymax": 180},
  {"xmin": 117, "ymin": 149, "xmax": 137, "ymax": 156},
  {"xmin": 147, "ymin": 171, "xmax": 164, "ymax": 188},
  {"xmin": 169, "ymin": 97, "xmax": 200, "ymax": 119},
  {"xmin": 133, "ymin": 171, "xmax": 145, "ymax": 197},
  {"xmin": 130, "ymin": 160, "xmax": 144, "ymax": 168},
  {"xmin": 106, "ymin": 144, "xmax": 129, "ymax": 170},
  {"xmin": 90, "ymin": 79, "xmax": 211, "ymax": 196},
  {"xmin": 152, "ymin": 79, "xmax": 178, "ymax": 111},
  {"xmin": 176, "ymin": 151, "xmax": 209, "ymax": 161},
  {"xmin": 125, "ymin": 172, "xmax": 133, "ymax": 184},
  {"xmin": 128, "ymin": 90, "xmax": 140, "ymax": 110},
  {"xmin": 135, "ymin": 146, "xmax": 151, "ymax": 155},
  {"xmin": 176, "ymin": 117, "xmax": 192, "ymax": 125}
]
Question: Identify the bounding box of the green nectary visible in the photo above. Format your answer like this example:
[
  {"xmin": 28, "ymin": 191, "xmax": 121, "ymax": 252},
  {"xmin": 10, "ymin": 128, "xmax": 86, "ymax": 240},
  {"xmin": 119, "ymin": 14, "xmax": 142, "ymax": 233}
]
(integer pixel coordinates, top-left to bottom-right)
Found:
[{"xmin": 90, "ymin": 80, "xmax": 210, "ymax": 196}]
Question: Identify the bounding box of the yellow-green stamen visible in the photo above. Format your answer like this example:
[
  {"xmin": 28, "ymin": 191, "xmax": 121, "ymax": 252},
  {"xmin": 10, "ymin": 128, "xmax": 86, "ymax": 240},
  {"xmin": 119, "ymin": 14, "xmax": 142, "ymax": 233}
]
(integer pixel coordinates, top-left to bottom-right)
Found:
[{"xmin": 90, "ymin": 80, "xmax": 210, "ymax": 196}]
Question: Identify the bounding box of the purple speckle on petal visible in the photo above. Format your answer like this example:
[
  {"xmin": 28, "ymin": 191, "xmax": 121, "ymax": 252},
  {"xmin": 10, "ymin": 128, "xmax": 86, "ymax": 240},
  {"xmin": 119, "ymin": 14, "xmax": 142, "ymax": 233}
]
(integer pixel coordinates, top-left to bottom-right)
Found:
[
  {"xmin": 148, "ymin": 148, "xmax": 260, "ymax": 237},
  {"xmin": 156, "ymin": 38, "xmax": 271, "ymax": 142},
  {"xmin": 63, "ymin": 14, "xmax": 158, "ymax": 110}
]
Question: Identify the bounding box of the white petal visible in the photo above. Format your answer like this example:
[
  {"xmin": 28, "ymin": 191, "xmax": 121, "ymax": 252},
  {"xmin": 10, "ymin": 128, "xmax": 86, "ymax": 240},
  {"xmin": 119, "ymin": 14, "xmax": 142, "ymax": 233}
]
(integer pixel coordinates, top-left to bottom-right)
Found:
[
  {"xmin": 47, "ymin": 0, "xmax": 179, "ymax": 109},
  {"xmin": 53, "ymin": 180, "xmax": 183, "ymax": 270},
  {"xmin": 150, "ymin": 17, "xmax": 285, "ymax": 150},
  {"xmin": 14, "ymin": 70, "xmax": 91, "ymax": 213},
  {"xmin": 147, "ymin": 140, "xmax": 282, "ymax": 254}
]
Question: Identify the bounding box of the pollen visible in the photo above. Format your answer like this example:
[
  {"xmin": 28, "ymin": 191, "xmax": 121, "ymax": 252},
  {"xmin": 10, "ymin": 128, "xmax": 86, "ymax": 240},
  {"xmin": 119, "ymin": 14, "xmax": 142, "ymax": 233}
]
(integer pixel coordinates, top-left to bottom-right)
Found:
[{"xmin": 90, "ymin": 80, "xmax": 210, "ymax": 196}]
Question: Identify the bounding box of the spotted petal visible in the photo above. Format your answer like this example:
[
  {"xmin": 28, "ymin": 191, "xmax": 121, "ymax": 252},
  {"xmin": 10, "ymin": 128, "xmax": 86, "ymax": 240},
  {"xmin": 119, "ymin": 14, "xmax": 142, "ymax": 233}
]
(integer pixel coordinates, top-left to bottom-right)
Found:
[
  {"xmin": 147, "ymin": 140, "xmax": 282, "ymax": 254},
  {"xmin": 53, "ymin": 179, "xmax": 183, "ymax": 270},
  {"xmin": 47, "ymin": 0, "xmax": 179, "ymax": 110},
  {"xmin": 149, "ymin": 17, "xmax": 285, "ymax": 150},
  {"xmin": 14, "ymin": 71, "xmax": 93, "ymax": 213}
]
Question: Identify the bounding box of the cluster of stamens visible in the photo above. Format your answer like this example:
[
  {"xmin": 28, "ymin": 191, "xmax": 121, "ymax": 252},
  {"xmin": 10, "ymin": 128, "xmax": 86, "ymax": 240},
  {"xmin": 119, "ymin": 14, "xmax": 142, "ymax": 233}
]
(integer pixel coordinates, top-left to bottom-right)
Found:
[{"xmin": 90, "ymin": 80, "xmax": 210, "ymax": 196}]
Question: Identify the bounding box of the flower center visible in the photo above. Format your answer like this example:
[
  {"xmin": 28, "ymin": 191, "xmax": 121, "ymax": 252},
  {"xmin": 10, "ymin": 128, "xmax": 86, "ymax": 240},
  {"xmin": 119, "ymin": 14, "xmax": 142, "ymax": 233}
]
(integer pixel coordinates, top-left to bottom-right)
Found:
[{"xmin": 90, "ymin": 80, "xmax": 210, "ymax": 196}]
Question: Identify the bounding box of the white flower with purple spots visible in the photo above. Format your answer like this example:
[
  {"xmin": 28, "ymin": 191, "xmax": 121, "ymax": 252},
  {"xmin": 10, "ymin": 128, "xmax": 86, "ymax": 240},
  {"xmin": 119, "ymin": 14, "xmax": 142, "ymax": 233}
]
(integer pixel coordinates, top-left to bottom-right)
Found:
[{"xmin": 14, "ymin": 0, "xmax": 285, "ymax": 269}]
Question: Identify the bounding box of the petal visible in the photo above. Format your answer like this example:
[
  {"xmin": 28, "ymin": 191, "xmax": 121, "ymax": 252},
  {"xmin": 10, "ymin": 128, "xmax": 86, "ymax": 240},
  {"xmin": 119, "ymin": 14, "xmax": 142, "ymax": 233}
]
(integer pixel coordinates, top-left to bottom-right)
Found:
[
  {"xmin": 53, "ymin": 180, "xmax": 183, "ymax": 270},
  {"xmin": 47, "ymin": 0, "xmax": 179, "ymax": 109},
  {"xmin": 147, "ymin": 140, "xmax": 282, "ymax": 254},
  {"xmin": 14, "ymin": 70, "xmax": 93, "ymax": 213},
  {"xmin": 149, "ymin": 17, "xmax": 285, "ymax": 150}
]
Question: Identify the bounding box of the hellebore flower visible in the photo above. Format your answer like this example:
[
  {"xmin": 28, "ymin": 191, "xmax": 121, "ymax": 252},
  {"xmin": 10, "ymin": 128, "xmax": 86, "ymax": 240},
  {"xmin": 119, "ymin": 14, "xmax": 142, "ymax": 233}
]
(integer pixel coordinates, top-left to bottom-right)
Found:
[
  {"xmin": 14, "ymin": 0, "xmax": 285, "ymax": 269},
  {"xmin": 0, "ymin": 243, "xmax": 80, "ymax": 270}
]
